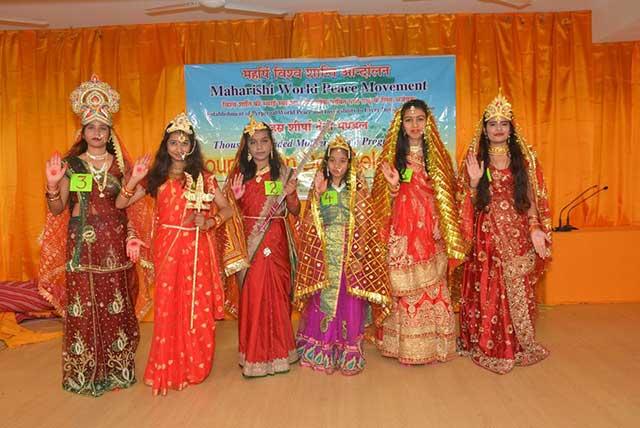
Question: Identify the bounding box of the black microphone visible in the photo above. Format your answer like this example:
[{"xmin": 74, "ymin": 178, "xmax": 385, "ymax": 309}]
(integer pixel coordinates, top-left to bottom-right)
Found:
[
  {"xmin": 556, "ymin": 185, "xmax": 608, "ymax": 232},
  {"xmin": 554, "ymin": 184, "xmax": 598, "ymax": 231}
]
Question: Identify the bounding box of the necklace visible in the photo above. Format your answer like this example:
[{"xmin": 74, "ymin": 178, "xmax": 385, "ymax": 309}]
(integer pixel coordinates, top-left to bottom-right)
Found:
[
  {"xmin": 409, "ymin": 145, "xmax": 422, "ymax": 153},
  {"xmin": 87, "ymin": 161, "xmax": 109, "ymax": 198},
  {"xmin": 255, "ymin": 165, "xmax": 270, "ymax": 183},
  {"xmin": 488, "ymin": 144, "xmax": 509, "ymax": 156},
  {"xmin": 407, "ymin": 149, "xmax": 424, "ymax": 168},
  {"xmin": 87, "ymin": 151, "xmax": 108, "ymax": 161}
]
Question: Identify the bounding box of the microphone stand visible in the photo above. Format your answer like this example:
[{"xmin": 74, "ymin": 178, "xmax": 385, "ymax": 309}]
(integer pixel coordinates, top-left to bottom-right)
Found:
[
  {"xmin": 553, "ymin": 184, "xmax": 598, "ymax": 231},
  {"xmin": 556, "ymin": 185, "xmax": 608, "ymax": 232}
]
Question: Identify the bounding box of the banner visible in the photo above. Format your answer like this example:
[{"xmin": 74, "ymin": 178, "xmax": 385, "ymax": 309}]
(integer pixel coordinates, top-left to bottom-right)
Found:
[{"xmin": 185, "ymin": 56, "xmax": 455, "ymax": 193}]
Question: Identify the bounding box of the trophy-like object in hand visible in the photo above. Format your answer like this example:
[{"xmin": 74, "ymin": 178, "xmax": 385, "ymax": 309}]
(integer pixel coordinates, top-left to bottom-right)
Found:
[{"xmin": 184, "ymin": 172, "xmax": 214, "ymax": 329}]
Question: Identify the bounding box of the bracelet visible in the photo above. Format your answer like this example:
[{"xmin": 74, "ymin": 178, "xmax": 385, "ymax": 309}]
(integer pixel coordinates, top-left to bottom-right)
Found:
[
  {"xmin": 213, "ymin": 214, "xmax": 223, "ymax": 228},
  {"xmin": 388, "ymin": 182, "xmax": 400, "ymax": 192},
  {"xmin": 45, "ymin": 185, "xmax": 60, "ymax": 196},
  {"xmin": 45, "ymin": 192, "xmax": 61, "ymax": 202},
  {"xmin": 126, "ymin": 225, "xmax": 138, "ymax": 242},
  {"xmin": 120, "ymin": 186, "xmax": 135, "ymax": 199},
  {"xmin": 46, "ymin": 184, "xmax": 60, "ymax": 194}
]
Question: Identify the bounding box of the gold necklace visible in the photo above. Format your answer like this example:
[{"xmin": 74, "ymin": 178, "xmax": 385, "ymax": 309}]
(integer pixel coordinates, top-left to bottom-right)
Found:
[
  {"xmin": 488, "ymin": 144, "xmax": 509, "ymax": 156},
  {"xmin": 407, "ymin": 146, "xmax": 424, "ymax": 167},
  {"xmin": 87, "ymin": 160, "xmax": 109, "ymax": 198},
  {"xmin": 87, "ymin": 151, "xmax": 108, "ymax": 161},
  {"xmin": 255, "ymin": 165, "xmax": 270, "ymax": 183}
]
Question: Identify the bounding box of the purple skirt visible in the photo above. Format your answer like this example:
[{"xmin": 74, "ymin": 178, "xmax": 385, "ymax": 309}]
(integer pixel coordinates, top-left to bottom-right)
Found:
[{"xmin": 296, "ymin": 274, "xmax": 366, "ymax": 375}]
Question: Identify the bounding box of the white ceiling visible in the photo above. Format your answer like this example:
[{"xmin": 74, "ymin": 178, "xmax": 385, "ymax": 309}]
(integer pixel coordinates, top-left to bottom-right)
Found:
[{"xmin": 0, "ymin": 0, "xmax": 638, "ymax": 42}]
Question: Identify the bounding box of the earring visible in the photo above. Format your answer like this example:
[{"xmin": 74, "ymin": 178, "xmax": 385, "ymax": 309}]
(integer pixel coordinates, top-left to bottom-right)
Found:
[
  {"xmin": 270, "ymin": 148, "xmax": 273, "ymax": 159},
  {"xmin": 247, "ymin": 153, "xmax": 253, "ymax": 162}
]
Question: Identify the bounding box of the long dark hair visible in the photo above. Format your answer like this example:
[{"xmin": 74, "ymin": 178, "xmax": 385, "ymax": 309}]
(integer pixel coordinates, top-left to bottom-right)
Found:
[
  {"xmin": 65, "ymin": 124, "xmax": 116, "ymax": 158},
  {"xmin": 395, "ymin": 99, "xmax": 429, "ymax": 180},
  {"xmin": 238, "ymin": 124, "xmax": 282, "ymax": 182},
  {"xmin": 147, "ymin": 126, "xmax": 205, "ymax": 197},
  {"xmin": 321, "ymin": 146, "xmax": 352, "ymax": 188},
  {"xmin": 475, "ymin": 121, "xmax": 531, "ymax": 213}
]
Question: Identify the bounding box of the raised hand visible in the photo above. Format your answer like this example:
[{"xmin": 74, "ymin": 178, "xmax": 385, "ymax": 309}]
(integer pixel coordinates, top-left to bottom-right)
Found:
[
  {"xmin": 126, "ymin": 238, "xmax": 148, "ymax": 263},
  {"xmin": 531, "ymin": 229, "xmax": 551, "ymax": 259},
  {"xmin": 284, "ymin": 177, "xmax": 298, "ymax": 196},
  {"xmin": 231, "ymin": 173, "xmax": 246, "ymax": 200},
  {"xmin": 45, "ymin": 152, "xmax": 67, "ymax": 187},
  {"xmin": 314, "ymin": 170, "xmax": 328, "ymax": 194},
  {"xmin": 131, "ymin": 154, "xmax": 151, "ymax": 183},
  {"xmin": 380, "ymin": 162, "xmax": 400, "ymax": 187},
  {"xmin": 465, "ymin": 152, "xmax": 484, "ymax": 189}
]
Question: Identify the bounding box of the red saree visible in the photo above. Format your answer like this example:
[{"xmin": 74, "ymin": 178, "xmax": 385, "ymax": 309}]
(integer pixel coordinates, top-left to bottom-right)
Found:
[
  {"xmin": 143, "ymin": 175, "xmax": 224, "ymax": 394},
  {"xmin": 236, "ymin": 170, "xmax": 298, "ymax": 377},
  {"xmin": 459, "ymin": 165, "xmax": 550, "ymax": 374}
]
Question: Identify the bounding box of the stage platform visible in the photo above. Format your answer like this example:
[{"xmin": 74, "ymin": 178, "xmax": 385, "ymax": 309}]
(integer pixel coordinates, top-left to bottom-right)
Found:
[
  {"xmin": 541, "ymin": 227, "xmax": 640, "ymax": 304},
  {"xmin": 1, "ymin": 304, "xmax": 639, "ymax": 428}
]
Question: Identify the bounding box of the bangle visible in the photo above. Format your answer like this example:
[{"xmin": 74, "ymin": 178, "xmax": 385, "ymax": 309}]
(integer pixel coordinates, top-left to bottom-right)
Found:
[
  {"xmin": 45, "ymin": 186, "xmax": 61, "ymax": 201},
  {"xmin": 45, "ymin": 185, "xmax": 60, "ymax": 196},
  {"xmin": 45, "ymin": 192, "xmax": 61, "ymax": 202},
  {"xmin": 46, "ymin": 184, "xmax": 60, "ymax": 194},
  {"xmin": 126, "ymin": 225, "xmax": 138, "ymax": 242},
  {"xmin": 213, "ymin": 214, "xmax": 223, "ymax": 228},
  {"xmin": 120, "ymin": 186, "xmax": 135, "ymax": 199},
  {"xmin": 389, "ymin": 182, "xmax": 400, "ymax": 192}
]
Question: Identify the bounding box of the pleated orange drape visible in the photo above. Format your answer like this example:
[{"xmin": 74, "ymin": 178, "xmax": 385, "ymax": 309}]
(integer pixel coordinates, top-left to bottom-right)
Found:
[
  {"xmin": 289, "ymin": 11, "xmax": 597, "ymax": 227},
  {"xmin": 0, "ymin": 11, "xmax": 638, "ymax": 281},
  {"xmin": 0, "ymin": 18, "xmax": 292, "ymax": 280},
  {"xmin": 591, "ymin": 41, "xmax": 640, "ymax": 226}
]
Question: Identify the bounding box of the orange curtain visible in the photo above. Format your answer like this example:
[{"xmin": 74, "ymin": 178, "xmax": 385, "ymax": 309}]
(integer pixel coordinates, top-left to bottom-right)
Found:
[
  {"xmin": 591, "ymin": 41, "xmax": 640, "ymax": 226},
  {"xmin": 0, "ymin": 19, "xmax": 292, "ymax": 281},
  {"xmin": 0, "ymin": 12, "xmax": 639, "ymax": 281},
  {"xmin": 289, "ymin": 11, "xmax": 597, "ymax": 226}
]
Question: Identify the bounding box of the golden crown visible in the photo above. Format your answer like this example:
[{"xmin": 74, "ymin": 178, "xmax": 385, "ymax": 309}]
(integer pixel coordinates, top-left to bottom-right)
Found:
[
  {"xmin": 70, "ymin": 74, "xmax": 120, "ymax": 126},
  {"xmin": 483, "ymin": 88, "xmax": 513, "ymax": 122},
  {"xmin": 166, "ymin": 112, "xmax": 194, "ymax": 135},
  {"xmin": 243, "ymin": 114, "xmax": 268, "ymax": 136},
  {"xmin": 328, "ymin": 135, "xmax": 352, "ymax": 159}
]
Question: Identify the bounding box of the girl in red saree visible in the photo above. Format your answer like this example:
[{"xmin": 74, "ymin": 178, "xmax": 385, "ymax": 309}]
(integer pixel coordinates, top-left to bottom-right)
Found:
[
  {"xmin": 225, "ymin": 116, "xmax": 300, "ymax": 377},
  {"xmin": 118, "ymin": 113, "xmax": 233, "ymax": 395},
  {"xmin": 371, "ymin": 99, "xmax": 466, "ymax": 365},
  {"xmin": 39, "ymin": 75, "xmax": 150, "ymax": 396},
  {"xmin": 457, "ymin": 90, "xmax": 552, "ymax": 374}
]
